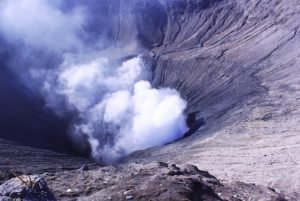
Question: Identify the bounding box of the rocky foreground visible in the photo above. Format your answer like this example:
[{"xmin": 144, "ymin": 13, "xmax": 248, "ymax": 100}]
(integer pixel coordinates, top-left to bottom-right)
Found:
[
  {"xmin": 1, "ymin": 0, "xmax": 300, "ymax": 200},
  {"xmin": 0, "ymin": 162, "xmax": 293, "ymax": 201},
  {"xmin": 0, "ymin": 139, "xmax": 296, "ymax": 200}
]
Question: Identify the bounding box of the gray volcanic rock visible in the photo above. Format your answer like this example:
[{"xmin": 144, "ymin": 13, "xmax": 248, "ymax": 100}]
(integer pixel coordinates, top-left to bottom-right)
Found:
[
  {"xmin": 0, "ymin": 0, "xmax": 300, "ymax": 200},
  {"xmin": 0, "ymin": 139, "xmax": 93, "ymax": 185},
  {"xmin": 125, "ymin": 0, "xmax": 300, "ymax": 197},
  {"xmin": 45, "ymin": 162, "xmax": 290, "ymax": 201},
  {"xmin": 0, "ymin": 175, "xmax": 56, "ymax": 201},
  {"xmin": 0, "ymin": 67, "xmax": 77, "ymax": 154}
]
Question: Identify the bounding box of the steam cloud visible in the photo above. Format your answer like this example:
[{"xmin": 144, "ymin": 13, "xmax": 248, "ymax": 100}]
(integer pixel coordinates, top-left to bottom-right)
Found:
[
  {"xmin": 0, "ymin": 0, "xmax": 85, "ymax": 51},
  {"xmin": 0, "ymin": 0, "xmax": 188, "ymax": 163}
]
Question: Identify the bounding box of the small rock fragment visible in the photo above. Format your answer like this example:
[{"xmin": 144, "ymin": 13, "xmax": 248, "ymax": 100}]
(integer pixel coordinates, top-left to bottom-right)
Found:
[
  {"xmin": 79, "ymin": 165, "xmax": 89, "ymax": 171},
  {"xmin": 66, "ymin": 189, "xmax": 73, "ymax": 193},
  {"xmin": 126, "ymin": 195, "xmax": 134, "ymax": 200}
]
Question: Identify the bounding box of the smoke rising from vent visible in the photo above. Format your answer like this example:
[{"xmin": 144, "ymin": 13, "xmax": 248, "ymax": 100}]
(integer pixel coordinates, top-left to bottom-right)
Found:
[
  {"xmin": 0, "ymin": 0, "xmax": 188, "ymax": 163},
  {"xmin": 42, "ymin": 56, "xmax": 188, "ymax": 163},
  {"xmin": 0, "ymin": 0, "xmax": 85, "ymax": 51}
]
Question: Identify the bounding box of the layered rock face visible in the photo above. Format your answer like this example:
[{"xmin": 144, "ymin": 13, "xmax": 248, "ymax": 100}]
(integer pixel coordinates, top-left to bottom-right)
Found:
[
  {"xmin": 127, "ymin": 0, "xmax": 300, "ymax": 196},
  {"xmin": 0, "ymin": 0, "xmax": 300, "ymax": 199}
]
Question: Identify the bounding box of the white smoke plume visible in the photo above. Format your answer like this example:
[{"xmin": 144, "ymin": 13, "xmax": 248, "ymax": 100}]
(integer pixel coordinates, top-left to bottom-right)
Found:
[
  {"xmin": 43, "ymin": 55, "xmax": 188, "ymax": 163},
  {"xmin": 0, "ymin": 0, "xmax": 85, "ymax": 52},
  {"xmin": 0, "ymin": 0, "xmax": 188, "ymax": 163}
]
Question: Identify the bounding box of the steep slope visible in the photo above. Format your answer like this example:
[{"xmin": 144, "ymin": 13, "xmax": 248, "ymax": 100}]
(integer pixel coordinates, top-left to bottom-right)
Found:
[
  {"xmin": 0, "ymin": 139, "xmax": 92, "ymax": 185},
  {"xmin": 0, "ymin": 0, "xmax": 299, "ymax": 198},
  {"xmin": 126, "ymin": 0, "xmax": 300, "ymax": 196},
  {"xmin": 0, "ymin": 68, "xmax": 70, "ymax": 152}
]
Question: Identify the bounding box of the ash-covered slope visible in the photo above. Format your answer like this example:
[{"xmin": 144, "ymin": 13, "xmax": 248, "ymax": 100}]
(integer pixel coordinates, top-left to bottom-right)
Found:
[
  {"xmin": 0, "ymin": 0, "xmax": 300, "ymax": 199},
  {"xmin": 126, "ymin": 0, "xmax": 300, "ymax": 196},
  {"xmin": 0, "ymin": 68, "xmax": 72, "ymax": 152}
]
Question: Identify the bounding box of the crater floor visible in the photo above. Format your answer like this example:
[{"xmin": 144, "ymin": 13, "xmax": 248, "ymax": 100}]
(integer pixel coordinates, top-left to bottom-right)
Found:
[
  {"xmin": 126, "ymin": 0, "xmax": 300, "ymax": 196},
  {"xmin": 1, "ymin": 0, "xmax": 300, "ymax": 200}
]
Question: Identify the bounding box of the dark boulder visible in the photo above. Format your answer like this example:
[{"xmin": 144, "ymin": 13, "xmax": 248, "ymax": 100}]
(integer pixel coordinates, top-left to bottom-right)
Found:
[{"xmin": 0, "ymin": 175, "xmax": 56, "ymax": 201}]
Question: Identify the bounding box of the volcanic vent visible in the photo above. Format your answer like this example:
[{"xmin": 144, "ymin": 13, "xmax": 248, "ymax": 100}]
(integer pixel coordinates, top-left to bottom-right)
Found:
[
  {"xmin": 0, "ymin": 0, "xmax": 191, "ymax": 164},
  {"xmin": 0, "ymin": 0, "xmax": 300, "ymax": 198}
]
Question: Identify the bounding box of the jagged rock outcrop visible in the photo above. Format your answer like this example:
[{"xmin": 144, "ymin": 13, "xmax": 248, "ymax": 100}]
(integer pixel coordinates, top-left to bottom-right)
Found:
[
  {"xmin": 126, "ymin": 0, "xmax": 300, "ymax": 196},
  {"xmin": 0, "ymin": 175, "xmax": 56, "ymax": 201},
  {"xmin": 0, "ymin": 0, "xmax": 300, "ymax": 199},
  {"xmin": 45, "ymin": 162, "xmax": 290, "ymax": 201}
]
